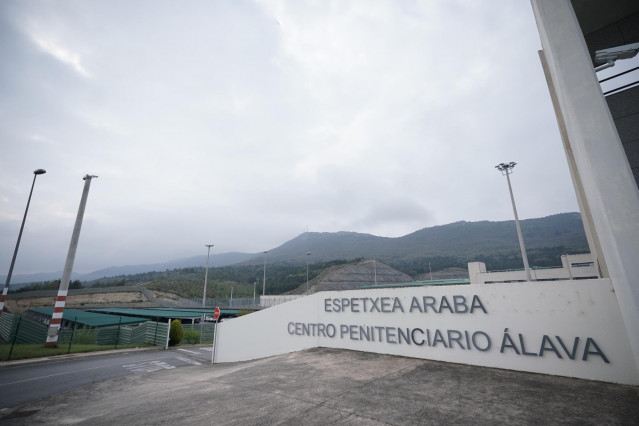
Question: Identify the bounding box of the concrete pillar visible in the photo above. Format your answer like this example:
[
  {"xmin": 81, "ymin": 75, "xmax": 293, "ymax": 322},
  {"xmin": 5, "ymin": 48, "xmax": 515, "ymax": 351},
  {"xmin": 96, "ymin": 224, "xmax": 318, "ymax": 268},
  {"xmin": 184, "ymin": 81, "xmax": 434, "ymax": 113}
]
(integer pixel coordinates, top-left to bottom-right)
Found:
[
  {"xmin": 45, "ymin": 175, "xmax": 97, "ymax": 347},
  {"xmin": 531, "ymin": 0, "xmax": 639, "ymax": 371}
]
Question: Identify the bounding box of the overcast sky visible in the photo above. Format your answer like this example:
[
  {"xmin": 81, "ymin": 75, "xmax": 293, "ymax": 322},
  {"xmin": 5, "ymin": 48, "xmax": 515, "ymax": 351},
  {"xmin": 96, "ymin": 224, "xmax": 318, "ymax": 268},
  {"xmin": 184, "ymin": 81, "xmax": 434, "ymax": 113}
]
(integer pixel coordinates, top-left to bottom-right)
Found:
[{"xmin": 1, "ymin": 0, "xmax": 586, "ymax": 275}]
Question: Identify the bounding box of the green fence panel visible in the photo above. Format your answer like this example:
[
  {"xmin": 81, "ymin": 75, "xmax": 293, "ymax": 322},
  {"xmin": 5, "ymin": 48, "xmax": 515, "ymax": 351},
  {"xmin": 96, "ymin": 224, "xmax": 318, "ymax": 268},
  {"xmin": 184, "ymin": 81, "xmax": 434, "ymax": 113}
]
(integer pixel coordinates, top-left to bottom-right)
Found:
[
  {"xmin": 118, "ymin": 327, "xmax": 132, "ymax": 345},
  {"xmin": 0, "ymin": 312, "xmax": 15, "ymax": 341},
  {"xmin": 15, "ymin": 317, "xmax": 47, "ymax": 344},
  {"xmin": 145, "ymin": 321, "xmax": 169, "ymax": 346},
  {"xmin": 182, "ymin": 323, "xmax": 215, "ymax": 342}
]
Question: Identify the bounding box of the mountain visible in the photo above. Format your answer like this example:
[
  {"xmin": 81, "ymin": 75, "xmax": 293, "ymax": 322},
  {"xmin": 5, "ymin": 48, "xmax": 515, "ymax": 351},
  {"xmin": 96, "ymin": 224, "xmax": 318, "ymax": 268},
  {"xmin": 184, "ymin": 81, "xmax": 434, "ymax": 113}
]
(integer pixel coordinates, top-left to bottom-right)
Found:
[
  {"xmin": 240, "ymin": 213, "xmax": 588, "ymax": 271},
  {"xmin": 4, "ymin": 212, "xmax": 588, "ymax": 285},
  {"xmin": 3, "ymin": 252, "xmax": 256, "ymax": 285}
]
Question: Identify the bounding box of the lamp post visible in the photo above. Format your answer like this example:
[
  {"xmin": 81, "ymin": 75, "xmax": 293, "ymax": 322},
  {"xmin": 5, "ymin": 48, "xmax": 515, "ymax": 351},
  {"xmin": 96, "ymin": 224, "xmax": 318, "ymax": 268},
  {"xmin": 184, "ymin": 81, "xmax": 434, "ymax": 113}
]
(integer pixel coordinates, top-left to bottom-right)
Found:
[
  {"xmin": 495, "ymin": 162, "xmax": 532, "ymax": 281},
  {"xmin": 0, "ymin": 169, "xmax": 46, "ymax": 316},
  {"xmin": 262, "ymin": 251, "xmax": 268, "ymax": 296},
  {"xmin": 373, "ymin": 258, "xmax": 377, "ymax": 285},
  {"xmin": 46, "ymin": 174, "xmax": 97, "ymax": 347},
  {"xmin": 306, "ymin": 252, "xmax": 311, "ymax": 295},
  {"xmin": 203, "ymin": 244, "xmax": 213, "ymax": 307}
]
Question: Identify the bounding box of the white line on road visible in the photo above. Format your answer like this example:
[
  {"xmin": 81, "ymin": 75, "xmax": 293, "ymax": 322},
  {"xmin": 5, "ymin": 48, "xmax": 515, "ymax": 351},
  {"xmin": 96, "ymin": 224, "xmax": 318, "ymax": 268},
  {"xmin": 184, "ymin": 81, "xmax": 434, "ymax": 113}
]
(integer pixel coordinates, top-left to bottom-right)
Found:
[
  {"xmin": 177, "ymin": 348, "xmax": 199, "ymax": 355},
  {"xmin": 1, "ymin": 364, "xmax": 111, "ymax": 386},
  {"xmin": 175, "ymin": 357, "xmax": 202, "ymax": 366}
]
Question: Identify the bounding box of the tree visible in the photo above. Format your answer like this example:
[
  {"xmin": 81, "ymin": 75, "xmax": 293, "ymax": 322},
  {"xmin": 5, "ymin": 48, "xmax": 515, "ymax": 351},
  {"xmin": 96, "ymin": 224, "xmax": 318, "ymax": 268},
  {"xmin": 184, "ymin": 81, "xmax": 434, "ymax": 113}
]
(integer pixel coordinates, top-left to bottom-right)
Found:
[{"xmin": 169, "ymin": 319, "xmax": 184, "ymax": 346}]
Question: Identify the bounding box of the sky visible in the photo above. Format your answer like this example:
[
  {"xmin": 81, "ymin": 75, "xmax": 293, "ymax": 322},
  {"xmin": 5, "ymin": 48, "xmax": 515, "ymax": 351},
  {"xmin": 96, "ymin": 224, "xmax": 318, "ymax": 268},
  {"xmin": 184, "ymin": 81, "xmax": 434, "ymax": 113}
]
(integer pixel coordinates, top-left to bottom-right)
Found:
[{"xmin": 0, "ymin": 0, "xmax": 588, "ymax": 276}]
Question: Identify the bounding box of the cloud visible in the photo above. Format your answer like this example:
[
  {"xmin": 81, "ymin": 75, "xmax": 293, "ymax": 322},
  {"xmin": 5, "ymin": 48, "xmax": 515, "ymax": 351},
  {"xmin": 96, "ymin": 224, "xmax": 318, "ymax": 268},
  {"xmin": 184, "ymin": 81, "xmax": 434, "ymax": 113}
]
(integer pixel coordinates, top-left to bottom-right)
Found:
[
  {"xmin": 0, "ymin": 1, "xmax": 580, "ymax": 275},
  {"xmin": 30, "ymin": 34, "xmax": 90, "ymax": 78}
]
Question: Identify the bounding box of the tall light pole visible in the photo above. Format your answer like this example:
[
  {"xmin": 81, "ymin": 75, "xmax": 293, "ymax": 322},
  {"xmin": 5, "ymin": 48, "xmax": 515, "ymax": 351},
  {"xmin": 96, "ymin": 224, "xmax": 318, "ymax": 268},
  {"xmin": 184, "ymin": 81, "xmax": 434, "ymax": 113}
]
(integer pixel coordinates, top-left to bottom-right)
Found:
[
  {"xmin": 373, "ymin": 258, "xmax": 377, "ymax": 285},
  {"xmin": 496, "ymin": 162, "xmax": 532, "ymax": 281},
  {"xmin": 46, "ymin": 174, "xmax": 97, "ymax": 347},
  {"xmin": 306, "ymin": 252, "xmax": 311, "ymax": 295},
  {"xmin": 203, "ymin": 244, "xmax": 213, "ymax": 307},
  {"xmin": 262, "ymin": 251, "xmax": 268, "ymax": 296},
  {"xmin": 0, "ymin": 169, "xmax": 46, "ymax": 316}
]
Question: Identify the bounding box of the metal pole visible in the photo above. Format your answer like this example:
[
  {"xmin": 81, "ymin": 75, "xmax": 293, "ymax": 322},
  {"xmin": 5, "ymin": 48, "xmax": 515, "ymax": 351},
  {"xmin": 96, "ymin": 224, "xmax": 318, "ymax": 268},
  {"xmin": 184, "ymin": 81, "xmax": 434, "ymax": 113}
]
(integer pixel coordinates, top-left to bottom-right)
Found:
[
  {"xmin": 199, "ymin": 314, "xmax": 204, "ymax": 344},
  {"xmin": 306, "ymin": 252, "xmax": 311, "ymax": 295},
  {"xmin": 504, "ymin": 171, "xmax": 532, "ymax": 281},
  {"xmin": 203, "ymin": 244, "xmax": 213, "ymax": 307},
  {"xmin": 1, "ymin": 169, "xmax": 46, "ymax": 316},
  {"xmin": 8, "ymin": 317, "xmax": 22, "ymax": 361},
  {"xmin": 262, "ymin": 251, "xmax": 267, "ymax": 296},
  {"xmin": 154, "ymin": 316, "xmax": 159, "ymax": 346},
  {"xmin": 496, "ymin": 163, "xmax": 532, "ymax": 282},
  {"xmin": 165, "ymin": 318, "xmax": 171, "ymax": 350},
  {"xmin": 46, "ymin": 174, "xmax": 97, "ymax": 347},
  {"xmin": 67, "ymin": 316, "xmax": 78, "ymax": 354},
  {"xmin": 374, "ymin": 258, "xmax": 377, "ymax": 285},
  {"xmin": 211, "ymin": 317, "xmax": 219, "ymax": 364},
  {"xmin": 114, "ymin": 316, "xmax": 122, "ymax": 349}
]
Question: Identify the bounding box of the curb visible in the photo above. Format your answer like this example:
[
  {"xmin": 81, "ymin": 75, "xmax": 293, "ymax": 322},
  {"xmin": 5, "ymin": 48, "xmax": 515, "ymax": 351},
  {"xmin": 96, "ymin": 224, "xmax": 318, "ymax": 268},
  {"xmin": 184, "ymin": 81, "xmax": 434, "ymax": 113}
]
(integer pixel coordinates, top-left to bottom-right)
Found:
[{"xmin": 0, "ymin": 346, "xmax": 163, "ymax": 368}]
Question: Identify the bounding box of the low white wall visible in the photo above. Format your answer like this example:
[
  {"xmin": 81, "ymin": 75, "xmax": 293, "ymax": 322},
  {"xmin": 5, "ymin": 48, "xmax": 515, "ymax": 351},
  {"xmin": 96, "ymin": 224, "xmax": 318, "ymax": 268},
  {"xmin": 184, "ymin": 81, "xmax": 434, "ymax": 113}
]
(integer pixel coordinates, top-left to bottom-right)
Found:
[
  {"xmin": 215, "ymin": 278, "xmax": 638, "ymax": 385},
  {"xmin": 260, "ymin": 295, "xmax": 303, "ymax": 308}
]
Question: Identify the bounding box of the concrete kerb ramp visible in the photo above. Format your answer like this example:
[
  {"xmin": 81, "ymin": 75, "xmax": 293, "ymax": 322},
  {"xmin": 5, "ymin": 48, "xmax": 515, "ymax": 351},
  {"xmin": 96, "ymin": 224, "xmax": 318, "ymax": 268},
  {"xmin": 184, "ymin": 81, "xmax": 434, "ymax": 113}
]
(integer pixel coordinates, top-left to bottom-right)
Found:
[{"xmin": 215, "ymin": 279, "xmax": 639, "ymax": 385}]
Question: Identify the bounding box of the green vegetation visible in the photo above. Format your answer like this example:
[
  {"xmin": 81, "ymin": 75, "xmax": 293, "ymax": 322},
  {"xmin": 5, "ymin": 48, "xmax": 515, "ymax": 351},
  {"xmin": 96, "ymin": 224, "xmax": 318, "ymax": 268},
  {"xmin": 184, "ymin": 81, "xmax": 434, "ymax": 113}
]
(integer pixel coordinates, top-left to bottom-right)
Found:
[
  {"xmin": 88, "ymin": 259, "xmax": 353, "ymax": 297},
  {"xmin": 183, "ymin": 329, "xmax": 200, "ymax": 344},
  {"xmin": 10, "ymin": 279, "xmax": 83, "ymax": 294},
  {"xmin": 72, "ymin": 327, "xmax": 97, "ymax": 345},
  {"xmin": 13, "ymin": 214, "xmax": 588, "ymax": 298},
  {"xmin": 169, "ymin": 319, "xmax": 184, "ymax": 346}
]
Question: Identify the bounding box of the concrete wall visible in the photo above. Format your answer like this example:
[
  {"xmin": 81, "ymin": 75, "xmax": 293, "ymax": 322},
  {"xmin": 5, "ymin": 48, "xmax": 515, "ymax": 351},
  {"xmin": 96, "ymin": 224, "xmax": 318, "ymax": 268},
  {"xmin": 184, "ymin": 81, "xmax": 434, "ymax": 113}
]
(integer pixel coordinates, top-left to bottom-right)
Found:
[
  {"xmin": 468, "ymin": 254, "xmax": 599, "ymax": 284},
  {"xmin": 215, "ymin": 279, "xmax": 638, "ymax": 385}
]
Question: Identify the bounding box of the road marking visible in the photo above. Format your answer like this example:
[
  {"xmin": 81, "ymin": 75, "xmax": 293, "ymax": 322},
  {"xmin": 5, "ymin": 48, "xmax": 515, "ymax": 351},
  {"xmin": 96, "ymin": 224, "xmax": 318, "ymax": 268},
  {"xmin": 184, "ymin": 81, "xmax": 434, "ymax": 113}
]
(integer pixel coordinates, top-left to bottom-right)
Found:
[
  {"xmin": 175, "ymin": 356, "xmax": 201, "ymax": 366},
  {"xmin": 177, "ymin": 349, "xmax": 199, "ymax": 355},
  {"xmin": 1, "ymin": 364, "xmax": 111, "ymax": 386},
  {"xmin": 122, "ymin": 360, "xmax": 176, "ymax": 373},
  {"xmin": 199, "ymin": 347, "xmax": 213, "ymax": 352}
]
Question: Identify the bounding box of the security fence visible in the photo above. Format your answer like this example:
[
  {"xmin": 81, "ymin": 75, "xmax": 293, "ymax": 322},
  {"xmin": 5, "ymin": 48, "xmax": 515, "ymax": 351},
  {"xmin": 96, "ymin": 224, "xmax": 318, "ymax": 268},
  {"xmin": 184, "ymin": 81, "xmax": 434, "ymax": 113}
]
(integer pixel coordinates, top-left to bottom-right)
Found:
[
  {"xmin": 183, "ymin": 297, "xmax": 260, "ymax": 309},
  {"xmin": 0, "ymin": 313, "xmax": 217, "ymax": 361}
]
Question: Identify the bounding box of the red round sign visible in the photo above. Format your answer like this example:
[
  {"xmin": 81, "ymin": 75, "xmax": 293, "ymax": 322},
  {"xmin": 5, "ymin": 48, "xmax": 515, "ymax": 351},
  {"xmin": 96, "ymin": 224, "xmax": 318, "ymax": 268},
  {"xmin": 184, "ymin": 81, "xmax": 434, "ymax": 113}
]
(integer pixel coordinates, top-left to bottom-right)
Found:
[{"xmin": 213, "ymin": 307, "xmax": 220, "ymax": 320}]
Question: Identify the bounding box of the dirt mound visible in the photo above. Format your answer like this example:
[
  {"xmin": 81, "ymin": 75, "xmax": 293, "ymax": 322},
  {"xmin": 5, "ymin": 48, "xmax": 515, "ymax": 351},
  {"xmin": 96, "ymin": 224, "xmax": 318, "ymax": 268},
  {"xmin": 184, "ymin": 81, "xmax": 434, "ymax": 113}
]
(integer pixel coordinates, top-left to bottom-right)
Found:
[{"xmin": 287, "ymin": 260, "xmax": 412, "ymax": 294}]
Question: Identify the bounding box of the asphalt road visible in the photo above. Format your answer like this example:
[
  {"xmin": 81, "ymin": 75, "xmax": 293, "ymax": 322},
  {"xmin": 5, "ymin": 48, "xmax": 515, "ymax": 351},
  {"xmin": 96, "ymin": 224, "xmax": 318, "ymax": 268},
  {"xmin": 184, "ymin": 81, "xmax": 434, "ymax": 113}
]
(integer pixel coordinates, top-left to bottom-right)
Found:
[{"xmin": 0, "ymin": 346, "xmax": 213, "ymax": 410}]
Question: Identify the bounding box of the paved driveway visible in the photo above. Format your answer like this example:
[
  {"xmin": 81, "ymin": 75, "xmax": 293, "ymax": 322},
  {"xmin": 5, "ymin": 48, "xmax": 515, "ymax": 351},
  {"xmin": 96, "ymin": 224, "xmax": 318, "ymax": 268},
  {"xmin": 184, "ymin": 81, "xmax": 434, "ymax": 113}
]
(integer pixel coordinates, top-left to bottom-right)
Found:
[{"xmin": 1, "ymin": 347, "xmax": 638, "ymax": 425}]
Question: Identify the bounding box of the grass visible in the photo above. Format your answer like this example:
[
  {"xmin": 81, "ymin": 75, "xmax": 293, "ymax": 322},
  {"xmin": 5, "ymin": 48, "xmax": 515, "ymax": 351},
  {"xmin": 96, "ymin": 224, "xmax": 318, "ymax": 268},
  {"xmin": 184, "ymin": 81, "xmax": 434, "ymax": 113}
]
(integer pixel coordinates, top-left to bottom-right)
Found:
[{"xmin": 0, "ymin": 342, "xmax": 155, "ymax": 361}]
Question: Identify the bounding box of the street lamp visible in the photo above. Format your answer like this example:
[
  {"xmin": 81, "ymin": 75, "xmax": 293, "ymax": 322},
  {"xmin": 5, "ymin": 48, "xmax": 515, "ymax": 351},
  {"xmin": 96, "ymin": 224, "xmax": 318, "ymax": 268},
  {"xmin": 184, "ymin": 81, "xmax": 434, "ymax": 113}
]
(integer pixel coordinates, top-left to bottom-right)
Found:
[
  {"xmin": 306, "ymin": 252, "xmax": 312, "ymax": 295},
  {"xmin": 262, "ymin": 251, "xmax": 268, "ymax": 296},
  {"xmin": 495, "ymin": 162, "xmax": 532, "ymax": 281},
  {"xmin": 0, "ymin": 169, "xmax": 46, "ymax": 316},
  {"xmin": 203, "ymin": 244, "xmax": 214, "ymax": 307}
]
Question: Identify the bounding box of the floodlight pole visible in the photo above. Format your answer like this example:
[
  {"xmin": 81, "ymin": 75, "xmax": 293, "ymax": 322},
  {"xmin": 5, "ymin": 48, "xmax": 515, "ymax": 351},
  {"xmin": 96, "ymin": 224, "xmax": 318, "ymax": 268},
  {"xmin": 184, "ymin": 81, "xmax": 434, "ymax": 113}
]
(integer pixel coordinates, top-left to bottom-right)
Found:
[
  {"xmin": 496, "ymin": 162, "xmax": 532, "ymax": 281},
  {"xmin": 374, "ymin": 258, "xmax": 377, "ymax": 285},
  {"xmin": 262, "ymin": 251, "xmax": 268, "ymax": 296},
  {"xmin": 306, "ymin": 252, "xmax": 311, "ymax": 295},
  {"xmin": 1, "ymin": 169, "xmax": 46, "ymax": 316},
  {"xmin": 203, "ymin": 244, "xmax": 213, "ymax": 307},
  {"xmin": 46, "ymin": 174, "xmax": 97, "ymax": 347}
]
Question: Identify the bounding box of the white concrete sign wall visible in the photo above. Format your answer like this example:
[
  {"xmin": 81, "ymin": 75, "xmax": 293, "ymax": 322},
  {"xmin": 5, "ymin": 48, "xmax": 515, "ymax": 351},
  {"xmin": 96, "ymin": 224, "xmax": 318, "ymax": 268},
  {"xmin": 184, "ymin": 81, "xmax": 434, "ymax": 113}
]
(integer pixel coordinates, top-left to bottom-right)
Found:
[{"xmin": 215, "ymin": 279, "xmax": 639, "ymax": 385}]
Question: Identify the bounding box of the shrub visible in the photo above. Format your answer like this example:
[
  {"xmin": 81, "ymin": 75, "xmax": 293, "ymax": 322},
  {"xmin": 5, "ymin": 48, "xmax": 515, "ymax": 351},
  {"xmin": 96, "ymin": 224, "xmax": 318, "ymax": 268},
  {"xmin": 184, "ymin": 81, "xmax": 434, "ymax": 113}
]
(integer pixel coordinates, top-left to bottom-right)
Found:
[
  {"xmin": 73, "ymin": 327, "xmax": 97, "ymax": 345},
  {"xmin": 183, "ymin": 329, "xmax": 200, "ymax": 344},
  {"xmin": 169, "ymin": 319, "xmax": 184, "ymax": 346}
]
